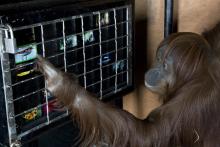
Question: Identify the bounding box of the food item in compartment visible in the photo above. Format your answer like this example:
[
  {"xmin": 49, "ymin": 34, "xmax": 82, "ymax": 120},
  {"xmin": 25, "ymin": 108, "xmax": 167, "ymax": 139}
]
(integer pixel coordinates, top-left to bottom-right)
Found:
[
  {"xmin": 98, "ymin": 53, "xmax": 112, "ymax": 65},
  {"xmin": 112, "ymin": 60, "xmax": 126, "ymax": 72},
  {"xmin": 15, "ymin": 43, "xmax": 37, "ymax": 64},
  {"xmin": 59, "ymin": 35, "xmax": 78, "ymax": 50},
  {"xmin": 84, "ymin": 31, "xmax": 95, "ymax": 44},
  {"xmin": 11, "ymin": 63, "xmax": 36, "ymax": 84},
  {"xmin": 22, "ymin": 107, "xmax": 42, "ymax": 122},
  {"xmin": 16, "ymin": 69, "xmax": 34, "ymax": 77},
  {"xmin": 96, "ymin": 12, "xmax": 110, "ymax": 26}
]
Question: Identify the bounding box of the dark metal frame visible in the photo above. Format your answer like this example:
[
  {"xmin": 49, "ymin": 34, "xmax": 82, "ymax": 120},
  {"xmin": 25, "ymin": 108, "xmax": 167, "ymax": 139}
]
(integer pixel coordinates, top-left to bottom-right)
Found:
[{"xmin": 164, "ymin": 0, "xmax": 174, "ymax": 37}]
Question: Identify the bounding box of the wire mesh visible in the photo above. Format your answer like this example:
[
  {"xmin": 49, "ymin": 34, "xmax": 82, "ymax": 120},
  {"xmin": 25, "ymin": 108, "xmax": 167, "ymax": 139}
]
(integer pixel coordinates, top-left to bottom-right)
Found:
[{"xmin": 0, "ymin": 5, "xmax": 132, "ymax": 142}]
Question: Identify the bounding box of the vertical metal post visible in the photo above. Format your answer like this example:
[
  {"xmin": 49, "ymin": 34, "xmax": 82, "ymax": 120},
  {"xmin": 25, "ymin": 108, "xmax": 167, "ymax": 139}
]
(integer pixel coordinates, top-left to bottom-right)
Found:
[
  {"xmin": 113, "ymin": 9, "xmax": 118, "ymax": 93},
  {"xmin": 62, "ymin": 20, "xmax": 67, "ymax": 72},
  {"xmin": 164, "ymin": 0, "xmax": 173, "ymax": 38},
  {"xmin": 40, "ymin": 25, "xmax": 50, "ymax": 124},
  {"xmin": 127, "ymin": 5, "xmax": 133, "ymax": 87},
  {"xmin": 0, "ymin": 27, "xmax": 17, "ymax": 146},
  {"xmin": 62, "ymin": 20, "xmax": 69, "ymax": 115},
  {"xmin": 126, "ymin": 7, "xmax": 130, "ymax": 85},
  {"xmin": 98, "ymin": 12, "xmax": 103, "ymax": 99},
  {"xmin": 80, "ymin": 16, "xmax": 87, "ymax": 89}
]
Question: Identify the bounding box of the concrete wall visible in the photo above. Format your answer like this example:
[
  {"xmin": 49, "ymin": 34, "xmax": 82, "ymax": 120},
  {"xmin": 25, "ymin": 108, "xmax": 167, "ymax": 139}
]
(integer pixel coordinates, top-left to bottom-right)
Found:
[{"xmin": 123, "ymin": 0, "xmax": 220, "ymax": 119}]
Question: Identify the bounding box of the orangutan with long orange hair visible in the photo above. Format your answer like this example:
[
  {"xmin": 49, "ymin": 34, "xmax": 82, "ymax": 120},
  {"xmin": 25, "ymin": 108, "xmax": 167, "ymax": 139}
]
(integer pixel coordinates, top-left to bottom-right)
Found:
[{"xmin": 36, "ymin": 24, "xmax": 220, "ymax": 147}]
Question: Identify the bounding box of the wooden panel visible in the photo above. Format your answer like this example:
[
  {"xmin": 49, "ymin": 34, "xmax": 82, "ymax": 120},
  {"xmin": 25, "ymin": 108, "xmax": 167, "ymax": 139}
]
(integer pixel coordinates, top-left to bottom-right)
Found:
[{"xmin": 123, "ymin": 0, "xmax": 220, "ymax": 119}]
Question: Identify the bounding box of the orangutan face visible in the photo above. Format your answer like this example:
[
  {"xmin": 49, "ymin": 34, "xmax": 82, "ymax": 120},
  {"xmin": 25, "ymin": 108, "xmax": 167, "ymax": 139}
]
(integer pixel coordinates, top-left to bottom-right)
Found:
[{"xmin": 145, "ymin": 45, "xmax": 175, "ymax": 95}]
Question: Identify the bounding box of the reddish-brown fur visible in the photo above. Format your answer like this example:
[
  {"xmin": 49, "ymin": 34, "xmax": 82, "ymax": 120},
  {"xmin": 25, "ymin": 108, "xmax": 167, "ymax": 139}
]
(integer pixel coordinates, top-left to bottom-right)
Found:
[{"xmin": 36, "ymin": 25, "xmax": 220, "ymax": 147}]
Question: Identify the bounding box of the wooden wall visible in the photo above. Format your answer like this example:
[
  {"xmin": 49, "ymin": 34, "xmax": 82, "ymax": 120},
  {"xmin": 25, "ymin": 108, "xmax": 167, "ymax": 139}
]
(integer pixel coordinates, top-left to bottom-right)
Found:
[{"xmin": 123, "ymin": 0, "xmax": 220, "ymax": 119}]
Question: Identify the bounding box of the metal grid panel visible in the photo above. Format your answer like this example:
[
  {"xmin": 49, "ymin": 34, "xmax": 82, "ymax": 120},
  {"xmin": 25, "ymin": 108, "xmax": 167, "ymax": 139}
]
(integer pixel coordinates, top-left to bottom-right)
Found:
[{"xmin": 0, "ymin": 5, "xmax": 132, "ymax": 145}]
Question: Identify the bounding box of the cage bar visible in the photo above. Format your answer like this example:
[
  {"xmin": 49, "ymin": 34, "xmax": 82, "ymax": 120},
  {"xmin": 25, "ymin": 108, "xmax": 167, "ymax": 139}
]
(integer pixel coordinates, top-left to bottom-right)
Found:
[
  {"xmin": 98, "ymin": 12, "xmax": 103, "ymax": 98},
  {"xmin": 1, "ymin": 54, "xmax": 17, "ymax": 146},
  {"xmin": 80, "ymin": 15, "xmax": 87, "ymax": 88},
  {"xmin": 40, "ymin": 25, "xmax": 50, "ymax": 124},
  {"xmin": 62, "ymin": 20, "xmax": 67, "ymax": 72},
  {"xmin": 114, "ymin": 8, "xmax": 118, "ymax": 94},
  {"xmin": 126, "ymin": 7, "xmax": 129, "ymax": 85}
]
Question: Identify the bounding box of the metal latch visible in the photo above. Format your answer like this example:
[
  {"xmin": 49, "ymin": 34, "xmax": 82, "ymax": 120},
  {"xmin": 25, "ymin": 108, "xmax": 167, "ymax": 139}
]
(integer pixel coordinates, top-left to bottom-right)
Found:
[{"xmin": 3, "ymin": 25, "xmax": 17, "ymax": 54}]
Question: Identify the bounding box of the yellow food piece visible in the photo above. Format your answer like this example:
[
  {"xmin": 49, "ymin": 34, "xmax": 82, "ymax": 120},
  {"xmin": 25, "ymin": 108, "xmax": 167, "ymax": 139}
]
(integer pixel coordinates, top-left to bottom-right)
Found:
[
  {"xmin": 23, "ymin": 108, "xmax": 38, "ymax": 120},
  {"xmin": 17, "ymin": 70, "xmax": 33, "ymax": 77}
]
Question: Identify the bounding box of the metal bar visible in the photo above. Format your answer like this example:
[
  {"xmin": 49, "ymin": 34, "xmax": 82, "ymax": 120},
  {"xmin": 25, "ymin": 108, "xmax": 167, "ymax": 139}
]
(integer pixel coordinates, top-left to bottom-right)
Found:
[
  {"xmin": 10, "ymin": 61, "xmax": 35, "ymax": 71},
  {"xmin": 1, "ymin": 25, "xmax": 17, "ymax": 145},
  {"xmin": 62, "ymin": 20, "xmax": 67, "ymax": 72},
  {"xmin": 62, "ymin": 20, "xmax": 69, "ymax": 116},
  {"xmin": 13, "ymin": 88, "xmax": 44, "ymax": 102},
  {"xmin": 86, "ymin": 70, "xmax": 128, "ymax": 89},
  {"xmin": 32, "ymin": 32, "xmax": 82, "ymax": 46},
  {"xmin": 11, "ymin": 75, "xmax": 43, "ymax": 87},
  {"xmin": 4, "ymin": 30, "xmax": 8, "ymax": 38},
  {"xmin": 98, "ymin": 12, "xmax": 103, "ymax": 98},
  {"xmin": 78, "ymin": 58, "xmax": 128, "ymax": 77},
  {"xmin": 12, "ymin": 5, "xmax": 129, "ymax": 31},
  {"xmin": 164, "ymin": 0, "xmax": 174, "ymax": 38},
  {"xmin": 126, "ymin": 7, "xmax": 129, "ymax": 85},
  {"xmin": 40, "ymin": 25, "xmax": 45, "ymax": 58},
  {"xmin": 40, "ymin": 25, "xmax": 50, "ymax": 124},
  {"xmin": 14, "ymin": 103, "xmax": 45, "ymax": 118},
  {"xmin": 101, "ymin": 81, "xmax": 127, "ymax": 98},
  {"xmin": 80, "ymin": 15, "xmax": 87, "ymax": 88},
  {"xmin": 7, "ymin": 47, "xmax": 127, "ymax": 88},
  {"xmin": 17, "ymin": 112, "xmax": 68, "ymax": 138},
  {"xmin": 113, "ymin": 8, "xmax": 118, "ymax": 93},
  {"xmin": 66, "ymin": 60, "xmax": 84, "ymax": 69},
  {"xmin": 9, "ymin": 35, "xmax": 128, "ymax": 72},
  {"xmin": 127, "ymin": 5, "xmax": 133, "ymax": 86},
  {"xmin": 0, "ymin": 49, "xmax": 17, "ymax": 146}
]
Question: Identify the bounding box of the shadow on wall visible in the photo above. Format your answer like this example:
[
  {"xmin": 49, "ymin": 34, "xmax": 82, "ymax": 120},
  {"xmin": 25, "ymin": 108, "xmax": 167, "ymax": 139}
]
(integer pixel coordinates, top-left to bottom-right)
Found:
[
  {"xmin": 134, "ymin": 19, "xmax": 147, "ymax": 88},
  {"xmin": 123, "ymin": 19, "xmax": 152, "ymax": 118}
]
